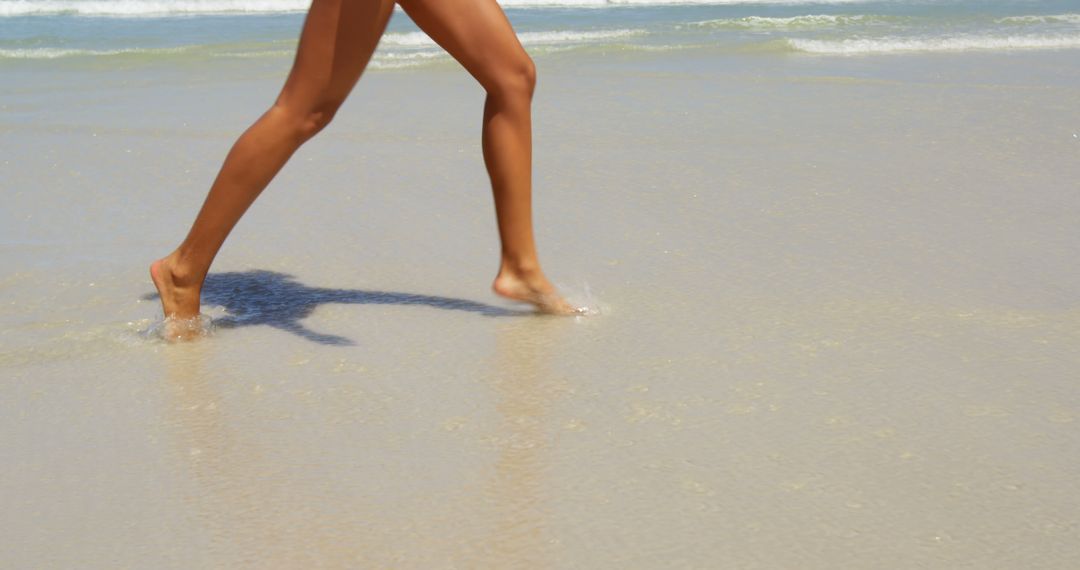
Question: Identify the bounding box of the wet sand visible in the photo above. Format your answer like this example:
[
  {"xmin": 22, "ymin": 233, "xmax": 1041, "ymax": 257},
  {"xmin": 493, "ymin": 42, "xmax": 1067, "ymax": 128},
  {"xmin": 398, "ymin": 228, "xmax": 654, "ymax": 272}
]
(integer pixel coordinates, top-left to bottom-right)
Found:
[{"xmin": 2, "ymin": 49, "xmax": 1079, "ymax": 568}]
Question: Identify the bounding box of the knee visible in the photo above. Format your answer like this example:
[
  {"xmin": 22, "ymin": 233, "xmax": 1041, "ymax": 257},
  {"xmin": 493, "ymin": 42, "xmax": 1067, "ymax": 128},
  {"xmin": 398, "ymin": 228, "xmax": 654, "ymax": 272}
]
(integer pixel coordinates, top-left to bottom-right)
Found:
[
  {"xmin": 269, "ymin": 100, "xmax": 341, "ymax": 142},
  {"xmin": 294, "ymin": 103, "xmax": 339, "ymax": 141},
  {"xmin": 488, "ymin": 54, "xmax": 537, "ymax": 104}
]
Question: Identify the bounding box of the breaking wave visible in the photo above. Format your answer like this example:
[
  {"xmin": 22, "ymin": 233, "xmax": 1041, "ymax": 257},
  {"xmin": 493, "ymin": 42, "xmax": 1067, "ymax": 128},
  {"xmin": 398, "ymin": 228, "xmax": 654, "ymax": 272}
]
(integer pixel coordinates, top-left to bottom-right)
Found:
[{"xmin": 788, "ymin": 34, "xmax": 1080, "ymax": 55}]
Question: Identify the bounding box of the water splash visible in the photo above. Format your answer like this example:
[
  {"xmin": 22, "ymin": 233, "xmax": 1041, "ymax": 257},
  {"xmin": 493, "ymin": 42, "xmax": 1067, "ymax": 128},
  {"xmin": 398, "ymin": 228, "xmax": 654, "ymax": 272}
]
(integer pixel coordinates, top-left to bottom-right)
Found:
[
  {"xmin": 561, "ymin": 281, "xmax": 605, "ymax": 317},
  {"xmin": 145, "ymin": 314, "xmax": 215, "ymax": 342}
]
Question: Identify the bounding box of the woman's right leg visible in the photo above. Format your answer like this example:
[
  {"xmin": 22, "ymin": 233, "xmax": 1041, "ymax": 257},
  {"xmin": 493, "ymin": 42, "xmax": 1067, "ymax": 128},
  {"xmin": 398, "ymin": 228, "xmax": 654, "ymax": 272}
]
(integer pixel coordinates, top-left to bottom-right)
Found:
[
  {"xmin": 151, "ymin": 0, "xmax": 396, "ymax": 320},
  {"xmin": 399, "ymin": 0, "xmax": 579, "ymax": 315}
]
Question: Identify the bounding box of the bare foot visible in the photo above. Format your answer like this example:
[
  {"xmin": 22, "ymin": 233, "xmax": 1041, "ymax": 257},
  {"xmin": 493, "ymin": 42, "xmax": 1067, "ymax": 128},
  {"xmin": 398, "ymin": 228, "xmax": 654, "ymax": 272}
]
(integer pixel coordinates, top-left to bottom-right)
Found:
[
  {"xmin": 150, "ymin": 257, "xmax": 208, "ymax": 341},
  {"xmin": 492, "ymin": 269, "xmax": 585, "ymax": 315},
  {"xmin": 149, "ymin": 256, "xmax": 202, "ymax": 319}
]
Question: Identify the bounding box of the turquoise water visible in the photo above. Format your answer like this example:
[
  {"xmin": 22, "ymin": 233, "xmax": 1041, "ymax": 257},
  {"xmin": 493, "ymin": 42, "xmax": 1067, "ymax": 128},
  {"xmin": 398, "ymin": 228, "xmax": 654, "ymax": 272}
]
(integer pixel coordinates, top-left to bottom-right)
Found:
[{"xmin": 2, "ymin": 0, "xmax": 1080, "ymax": 67}]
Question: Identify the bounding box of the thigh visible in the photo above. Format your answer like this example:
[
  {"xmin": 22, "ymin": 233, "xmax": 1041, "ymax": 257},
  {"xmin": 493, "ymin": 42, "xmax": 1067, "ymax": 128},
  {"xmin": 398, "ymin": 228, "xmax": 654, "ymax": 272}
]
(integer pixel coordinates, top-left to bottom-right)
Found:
[
  {"xmin": 396, "ymin": 0, "xmax": 531, "ymax": 91},
  {"xmin": 277, "ymin": 0, "xmax": 397, "ymax": 109}
]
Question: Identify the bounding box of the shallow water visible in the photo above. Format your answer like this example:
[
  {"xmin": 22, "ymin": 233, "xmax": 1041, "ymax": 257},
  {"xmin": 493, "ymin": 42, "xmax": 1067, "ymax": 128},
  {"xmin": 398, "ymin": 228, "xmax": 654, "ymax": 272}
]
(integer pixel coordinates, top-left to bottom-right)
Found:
[
  {"xmin": 2, "ymin": 43, "xmax": 1080, "ymax": 568},
  {"xmin": 3, "ymin": 0, "xmax": 1080, "ymax": 67}
]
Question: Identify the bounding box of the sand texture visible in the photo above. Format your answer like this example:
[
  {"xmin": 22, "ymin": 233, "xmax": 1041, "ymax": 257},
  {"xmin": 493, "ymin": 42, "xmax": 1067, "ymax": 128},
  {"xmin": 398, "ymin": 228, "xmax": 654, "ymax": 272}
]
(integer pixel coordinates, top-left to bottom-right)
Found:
[{"xmin": 2, "ymin": 49, "xmax": 1080, "ymax": 568}]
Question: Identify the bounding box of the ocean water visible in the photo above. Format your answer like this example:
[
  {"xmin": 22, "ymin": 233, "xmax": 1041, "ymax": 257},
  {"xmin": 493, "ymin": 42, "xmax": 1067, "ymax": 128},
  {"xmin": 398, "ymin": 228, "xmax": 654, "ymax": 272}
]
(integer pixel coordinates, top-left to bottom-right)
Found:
[{"xmin": 2, "ymin": 0, "xmax": 1080, "ymax": 68}]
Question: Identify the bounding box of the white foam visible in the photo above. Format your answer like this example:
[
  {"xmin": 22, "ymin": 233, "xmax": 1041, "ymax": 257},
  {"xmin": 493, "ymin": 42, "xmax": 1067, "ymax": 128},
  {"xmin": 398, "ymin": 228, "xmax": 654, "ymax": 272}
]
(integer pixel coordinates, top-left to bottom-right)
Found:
[
  {"xmin": 0, "ymin": 0, "xmax": 878, "ymax": 17},
  {"xmin": 370, "ymin": 50, "xmax": 448, "ymax": 69},
  {"xmin": 996, "ymin": 14, "xmax": 1080, "ymax": 25},
  {"xmin": 789, "ymin": 34, "xmax": 1080, "ymax": 55},
  {"xmin": 0, "ymin": 29, "xmax": 644, "ymax": 61},
  {"xmin": 0, "ymin": 0, "xmax": 310, "ymax": 17},
  {"xmin": 519, "ymin": 28, "xmax": 647, "ymax": 44},
  {"xmin": 501, "ymin": 0, "xmax": 870, "ymax": 6},
  {"xmin": 0, "ymin": 46, "xmax": 190, "ymax": 58},
  {"xmin": 210, "ymin": 49, "xmax": 295, "ymax": 58},
  {"xmin": 379, "ymin": 31, "xmax": 438, "ymax": 48},
  {"xmin": 380, "ymin": 28, "xmax": 646, "ymax": 48},
  {"xmin": 689, "ymin": 14, "xmax": 891, "ymax": 29},
  {"xmin": 375, "ymin": 51, "xmax": 445, "ymax": 60}
]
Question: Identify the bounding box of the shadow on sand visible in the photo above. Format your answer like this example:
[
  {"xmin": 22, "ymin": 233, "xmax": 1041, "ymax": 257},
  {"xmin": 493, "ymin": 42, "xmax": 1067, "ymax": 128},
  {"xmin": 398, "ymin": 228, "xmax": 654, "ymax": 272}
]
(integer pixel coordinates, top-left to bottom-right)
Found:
[{"xmin": 143, "ymin": 269, "xmax": 529, "ymax": 346}]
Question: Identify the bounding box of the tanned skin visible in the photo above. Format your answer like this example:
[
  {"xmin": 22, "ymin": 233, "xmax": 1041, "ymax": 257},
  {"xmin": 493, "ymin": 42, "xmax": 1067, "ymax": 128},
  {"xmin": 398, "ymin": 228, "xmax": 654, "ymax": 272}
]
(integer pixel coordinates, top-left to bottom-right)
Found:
[{"xmin": 151, "ymin": 0, "xmax": 579, "ymax": 334}]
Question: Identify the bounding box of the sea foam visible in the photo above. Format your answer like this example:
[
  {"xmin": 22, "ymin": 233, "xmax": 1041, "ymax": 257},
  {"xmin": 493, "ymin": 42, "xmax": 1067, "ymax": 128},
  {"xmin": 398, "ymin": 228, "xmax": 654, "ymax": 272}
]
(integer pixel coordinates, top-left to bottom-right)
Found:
[
  {"xmin": 996, "ymin": 14, "xmax": 1080, "ymax": 25},
  {"xmin": 689, "ymin": 14, "xmax": 902, "ymax": 30},
  {"xmin": 0, "ymin": 46, "xmax": 191, "ymax": 58},
  {"xmin": 0, "ymin": 0, "xmax": 309, "ymax": 17},
  {"xmin": 500, "ymin": 0, "xmax": 870, "ymax": 6},
  {"xmin": 380, "ymin": 29, "xmax": 646, "ymax": 48},
  {"xmin": 788, "ymin": 34, "xmax": 1080, "ymax": 55},
  {"xmin": 0, "ymin": 0, "xmax": 878, "ymax": 17}
]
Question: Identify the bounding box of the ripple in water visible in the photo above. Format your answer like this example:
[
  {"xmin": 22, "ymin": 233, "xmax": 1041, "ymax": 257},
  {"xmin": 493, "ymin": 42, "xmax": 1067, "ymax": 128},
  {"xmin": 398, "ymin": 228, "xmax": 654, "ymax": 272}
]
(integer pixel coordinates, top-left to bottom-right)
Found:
[
  {"xmin": 561, "ymin": 281, "xmax": 605, "ymax": 317},
  {"xmin": 145, "ymin": 314, "xmax": 215, "ymax": 342}
]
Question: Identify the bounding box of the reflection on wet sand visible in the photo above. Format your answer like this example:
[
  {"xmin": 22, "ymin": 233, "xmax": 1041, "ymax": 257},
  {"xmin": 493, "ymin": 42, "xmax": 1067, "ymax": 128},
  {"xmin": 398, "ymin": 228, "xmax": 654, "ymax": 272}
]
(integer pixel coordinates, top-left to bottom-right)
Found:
[
  {"xmin": 162, "ymin": 343, "xmax": 374, "ymax": 568},
  {"xmin": 477, "ymin": 317, "xmax": 568, "ymax": 568},
  {"xmin": 160, "ymin": 316, "xmax": 572, "ymax": 567}
]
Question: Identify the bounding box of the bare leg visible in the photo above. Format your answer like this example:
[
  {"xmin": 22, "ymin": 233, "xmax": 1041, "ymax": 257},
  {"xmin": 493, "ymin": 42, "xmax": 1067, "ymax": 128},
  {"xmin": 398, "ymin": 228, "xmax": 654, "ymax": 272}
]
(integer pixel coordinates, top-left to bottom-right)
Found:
[
  {"xmin": 399, "ymin": 0, "xmax": 580, "ymax": 315},
  {"xmin": 151, "ymin": 0, "xmax": 396, "ymax": 320}
]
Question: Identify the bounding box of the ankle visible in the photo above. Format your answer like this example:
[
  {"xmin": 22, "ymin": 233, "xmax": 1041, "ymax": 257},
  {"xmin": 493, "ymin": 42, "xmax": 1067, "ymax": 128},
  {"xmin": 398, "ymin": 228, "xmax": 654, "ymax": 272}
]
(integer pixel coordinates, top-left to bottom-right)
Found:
[
  {"xmin": 495, "ymin": 266, "xmax": 555, "ymax": 298},
  {"xmin": 499, "ymin": 255, "xmax": 542, "ymax": 280},
  {"xmin": 163, "ymin": 252, "xmax": 204, "ymax": 288}
]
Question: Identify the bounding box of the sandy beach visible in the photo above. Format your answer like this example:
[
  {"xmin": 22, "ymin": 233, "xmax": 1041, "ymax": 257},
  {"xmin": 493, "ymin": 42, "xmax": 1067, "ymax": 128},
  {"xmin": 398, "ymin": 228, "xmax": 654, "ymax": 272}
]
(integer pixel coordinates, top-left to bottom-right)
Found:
[{"xmin": 3, "ymin": 19, "xmax": 1080, "ymax": 569}]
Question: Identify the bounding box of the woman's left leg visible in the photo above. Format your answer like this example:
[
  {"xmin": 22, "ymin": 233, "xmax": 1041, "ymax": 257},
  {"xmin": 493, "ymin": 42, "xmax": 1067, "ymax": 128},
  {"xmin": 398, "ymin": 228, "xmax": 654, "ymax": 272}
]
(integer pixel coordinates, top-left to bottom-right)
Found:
[{"xmin": 150, "ymin": 0, "xmax": 396, "ymax": 322}]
